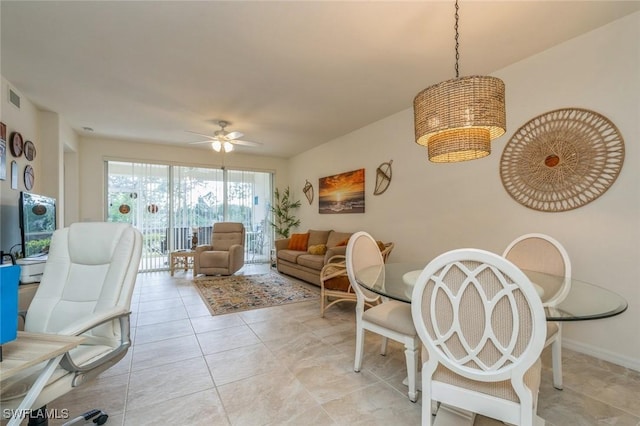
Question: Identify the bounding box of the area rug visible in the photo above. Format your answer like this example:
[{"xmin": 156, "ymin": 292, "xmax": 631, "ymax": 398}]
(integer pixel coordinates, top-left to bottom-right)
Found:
[{"xmin": 194, "ymin": 273, "xmax": 319, "ymax": 316}]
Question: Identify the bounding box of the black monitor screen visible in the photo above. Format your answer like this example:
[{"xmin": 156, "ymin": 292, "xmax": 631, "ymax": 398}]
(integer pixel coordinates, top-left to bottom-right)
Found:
[{"xmin": 19, "ymin": 192, "xmax": 57, "ymax": 258}]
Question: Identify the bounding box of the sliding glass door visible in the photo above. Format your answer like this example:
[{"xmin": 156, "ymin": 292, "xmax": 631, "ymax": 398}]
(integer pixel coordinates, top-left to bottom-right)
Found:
[
  {"xmin": 107, "ymin": 162, "xmax": 170, "ymax": 271},
  {"xmin": 106, "ymin": 161, "xmax": 272, "ymax": 272}
]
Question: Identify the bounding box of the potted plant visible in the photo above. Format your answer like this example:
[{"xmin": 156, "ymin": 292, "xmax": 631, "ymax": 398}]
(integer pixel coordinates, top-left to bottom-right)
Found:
[{"xmin": 269, "ymin": 186, "xmax": 301, "ymax": 239}]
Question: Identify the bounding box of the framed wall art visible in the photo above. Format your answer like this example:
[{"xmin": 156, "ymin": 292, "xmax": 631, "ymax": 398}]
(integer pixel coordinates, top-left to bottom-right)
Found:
[
  {"xmin": 0, "ymin": 139, "xmax": 6, "ymax": 181},
  {"xmin": 318, "ymin": 168, "xmax": 365, "ymax": 214},
  {"xmin": 11, "ymin": 160, "xmax": 18, "ymax": 189},
  {"xmin": 0, "ymin": 122, "xmax": 6, "ymax": 180}
]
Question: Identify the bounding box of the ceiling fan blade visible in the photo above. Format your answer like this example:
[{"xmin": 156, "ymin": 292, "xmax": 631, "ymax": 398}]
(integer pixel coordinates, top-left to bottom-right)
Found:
[
  {"xmin": 232, "ymin": 139, "xmax": 262, "ymax": 147},
  {"xmin": 225, "ymin": 131, "xmax": 244, "ymax": 140},
  {"xmin": 185, "ymin": 130, "xmax": 217, "ymax": 140},
  {"xmin": 188, "ymin": 140, "xmax": 216, "ymax": 145}
]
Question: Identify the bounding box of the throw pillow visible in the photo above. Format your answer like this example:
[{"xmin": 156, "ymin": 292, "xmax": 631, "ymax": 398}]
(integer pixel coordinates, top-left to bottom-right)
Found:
[
  {"xmin": 307, "ymin": 244, "xmax": 327, "ymax": 255},
  {"xmin": 335, "ymin": 238, "xmax": 350, "ymax": 247},
  {"xmin": 288, "ymin": 233, "xmax": 310, "ymax": 251}
]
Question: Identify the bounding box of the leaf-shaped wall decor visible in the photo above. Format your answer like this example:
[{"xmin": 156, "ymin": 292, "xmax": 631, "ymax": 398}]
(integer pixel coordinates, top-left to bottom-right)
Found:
[
  {"xmin": 374, "ymin": 160, "xmax": 393, "ymax": 195},
  {"xmin": 303, "ymin": 179, "xmax": 314, "ymax": 204}
]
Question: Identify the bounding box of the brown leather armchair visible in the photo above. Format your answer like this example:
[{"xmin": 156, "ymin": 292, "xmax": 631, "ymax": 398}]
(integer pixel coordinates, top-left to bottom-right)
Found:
[{"xmin": 194, "ymin": 222, "xmax": 245, "ymax": 276}]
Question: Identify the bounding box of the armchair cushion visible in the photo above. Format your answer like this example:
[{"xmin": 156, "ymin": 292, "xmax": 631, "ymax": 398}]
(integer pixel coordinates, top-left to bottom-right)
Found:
[
  {"xmin": 200, "ymin": 250, "xmax": 230, "ymax": 268},
  {"xmin": 323, "ymin": 275, "xmax": 351, "ymax": 292}
]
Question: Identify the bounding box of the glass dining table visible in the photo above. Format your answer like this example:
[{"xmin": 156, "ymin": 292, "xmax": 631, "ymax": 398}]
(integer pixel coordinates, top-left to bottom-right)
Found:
[
  {"xmin": 354, "ymin": 262, "xmax": 628, "ymax": 425},
  {"xmin": 355, "ymin": 262, "xmax": 628, "ymax": 321}
]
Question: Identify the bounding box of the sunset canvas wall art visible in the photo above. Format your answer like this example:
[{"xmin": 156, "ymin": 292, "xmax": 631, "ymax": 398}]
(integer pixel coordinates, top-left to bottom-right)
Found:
[{"xmin": 318, "ymin": 168, "xmax": 365, "ymax": 214}]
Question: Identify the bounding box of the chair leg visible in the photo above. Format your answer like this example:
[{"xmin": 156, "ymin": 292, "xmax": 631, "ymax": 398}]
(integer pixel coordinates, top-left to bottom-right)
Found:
[
  {"xmin": 354, "ymin": 323, "xmax": 365, "ymax": 372},
  {"xmin": 404, "ymin": 344, "xmax": 419, "ymax": 402},
  {"xmin": 380, "ymin": 336, "xmax": 388, "ymax": 356},
  {"xmin": 421, "ymin": 371, "xmax": 434, "ymax": 426},
  {"xmin": 320, "ymin": 290, "xmax": 325, "ymax": 317},
  {"xmin": 28, "ymin": 406, "xmax": 49, "ymax": 426},
  {"xmin": 551, "ymin": 328, "xmax": 563, "ymax": 390}
]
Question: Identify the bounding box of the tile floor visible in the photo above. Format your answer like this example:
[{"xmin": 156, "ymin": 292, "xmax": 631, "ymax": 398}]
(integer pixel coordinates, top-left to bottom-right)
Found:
[{"xmin": 36, "ymin": 265, "xmax": 640, "ymax": 425}]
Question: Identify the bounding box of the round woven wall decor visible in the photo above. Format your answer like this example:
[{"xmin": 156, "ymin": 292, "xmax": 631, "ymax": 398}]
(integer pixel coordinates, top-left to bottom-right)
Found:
[{"xmin": 500, "ymin": 108, "xmax": 624, "ymax": 212}]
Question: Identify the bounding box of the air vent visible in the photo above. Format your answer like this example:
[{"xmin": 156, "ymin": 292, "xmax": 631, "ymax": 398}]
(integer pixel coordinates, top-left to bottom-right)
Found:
[{"xmin": 8, "ymin": 88, "xmax": 20, "ymax": 109}]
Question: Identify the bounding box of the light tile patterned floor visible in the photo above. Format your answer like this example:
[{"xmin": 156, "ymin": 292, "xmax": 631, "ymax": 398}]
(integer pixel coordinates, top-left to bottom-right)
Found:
[{"xmin": 37, "ymin": 265, "xmax": 640, "ymax": 425}]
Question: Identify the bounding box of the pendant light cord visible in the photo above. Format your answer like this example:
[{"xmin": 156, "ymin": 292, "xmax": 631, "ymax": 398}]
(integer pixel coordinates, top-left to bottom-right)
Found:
[{"xmin": 454, "ymin": 0, "xmax": 460, "ymax": 78}]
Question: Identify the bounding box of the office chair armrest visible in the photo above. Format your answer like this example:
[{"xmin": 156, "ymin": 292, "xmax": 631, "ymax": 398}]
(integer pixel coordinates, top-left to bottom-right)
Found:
[
  {"xmin": 56, "ymin": 308, "xmax": 131, "ymax": 337},
  {"xmin": 60, "ymin": 313, "xmax": 132, "ymax": 374}
]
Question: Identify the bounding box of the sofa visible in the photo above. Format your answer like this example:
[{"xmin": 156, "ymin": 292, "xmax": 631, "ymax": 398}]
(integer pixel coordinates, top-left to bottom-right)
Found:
[{"xmin": 275, "ymin": 229, "xmax": 353, "ymax": 286}]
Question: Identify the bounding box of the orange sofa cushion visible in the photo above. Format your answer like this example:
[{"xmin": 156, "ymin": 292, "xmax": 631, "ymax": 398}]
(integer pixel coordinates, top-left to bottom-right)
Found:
[{"xmin": 288, "ymin": 233, "xmax": 310, "ymax": 251}]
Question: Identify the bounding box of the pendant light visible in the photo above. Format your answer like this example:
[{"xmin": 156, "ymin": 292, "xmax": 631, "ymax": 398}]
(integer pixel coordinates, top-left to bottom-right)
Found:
[{"xmin": 413, "ymin": 0, "xmax": 506, "ymax": 163}]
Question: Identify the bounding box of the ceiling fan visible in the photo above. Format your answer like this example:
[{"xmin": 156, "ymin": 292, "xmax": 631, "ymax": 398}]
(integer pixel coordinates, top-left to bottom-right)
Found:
[{"xmin": 187, "ymin": 120, "xmax": 261, "ymax": 152}]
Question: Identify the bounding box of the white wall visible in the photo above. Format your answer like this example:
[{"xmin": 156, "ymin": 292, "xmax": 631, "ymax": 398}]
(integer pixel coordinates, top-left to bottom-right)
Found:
[
  {"xmin": 0, "ymin": 79, "xmax": 43, "ymax": 254},
  {"xmin": 77, "ymin": 137, "xmax": 290, "ymax": 222},
  {"xmin": 289, "ymin": 13, "xmax": 640, "ymax": 369}
]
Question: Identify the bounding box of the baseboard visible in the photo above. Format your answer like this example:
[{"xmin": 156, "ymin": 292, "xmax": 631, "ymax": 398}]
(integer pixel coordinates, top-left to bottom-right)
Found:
[{"xmin": 563, "ymin": 338, "xmax": 640, "ymax": 372}]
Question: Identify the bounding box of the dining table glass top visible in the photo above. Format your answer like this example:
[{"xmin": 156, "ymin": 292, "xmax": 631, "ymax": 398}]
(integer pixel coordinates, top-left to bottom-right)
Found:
[{"xmin": 355, "ymin": 262, "xmax": 628, "ymax": 321}]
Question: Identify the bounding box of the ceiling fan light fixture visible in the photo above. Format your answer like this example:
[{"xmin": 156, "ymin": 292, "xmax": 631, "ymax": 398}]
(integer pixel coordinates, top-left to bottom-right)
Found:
[
  {"xmin": 223, "ymin": 141, "xmax": 234, "ymax": 152},
  {"xmin": 211, "ymin": 140, "xmax": 222, "ymax": 152},
  {"xmin": 413, "ymin": 0, "xmax": 506, "ymax": 163}
]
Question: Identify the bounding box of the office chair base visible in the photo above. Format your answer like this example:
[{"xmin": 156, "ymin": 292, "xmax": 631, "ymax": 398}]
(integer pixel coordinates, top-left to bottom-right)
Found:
[{"xmin": 62, "ymin": 409, "xmax": 108, "ymax": 425}]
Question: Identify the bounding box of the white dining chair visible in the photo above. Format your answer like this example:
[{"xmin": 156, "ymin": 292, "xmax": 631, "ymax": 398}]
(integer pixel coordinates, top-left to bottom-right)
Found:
[
  {"xmin": 346, "ymin": 231, "xmax": 420, "ymax": 402},
  {"xmin": 412, "ymin": 248, "xmax": 547, "ymax": 426},
  {"xmin": 503, "ymin": 233, "xmax": 571, "ymax": 390}
]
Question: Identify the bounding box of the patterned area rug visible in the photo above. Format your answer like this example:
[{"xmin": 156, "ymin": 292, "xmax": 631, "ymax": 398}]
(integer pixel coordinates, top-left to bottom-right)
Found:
[{"xmin": 194, "ymin": 273, "xmax": 319, "ymax": 316}]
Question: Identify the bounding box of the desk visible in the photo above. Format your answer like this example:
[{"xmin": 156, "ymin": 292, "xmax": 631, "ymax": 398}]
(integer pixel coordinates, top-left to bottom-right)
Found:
[
  {"xmin": 170, "ymin": 250, "xmax": 195, "ymax": 276},
  {"xmin": 356, "ymin": 263, "xmax": 628, "ymax": 321},
  {"xmin": 0, "ymin": 332, "xmax": 84, "ymax": 426}
]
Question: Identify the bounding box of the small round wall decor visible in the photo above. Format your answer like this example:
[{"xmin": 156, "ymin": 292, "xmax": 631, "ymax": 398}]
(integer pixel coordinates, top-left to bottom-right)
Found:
[
  {"xmin": 500, "ymin": 108, "xmax": 624, "ymax": 212},
  {"xmin": 24, "ymin": 165, "xmax": 34, "ymax": 190},
  {"xmin": 24, "ymin": 140, "xmax": 36, "ymax": 161}
]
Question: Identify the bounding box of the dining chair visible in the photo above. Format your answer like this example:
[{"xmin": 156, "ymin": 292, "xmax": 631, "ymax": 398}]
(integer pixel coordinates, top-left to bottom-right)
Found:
[
  {"xmin": 346, "ymin": 232, "xmax": 419, "ymax": 402},
  {"xmin": 411, "ymin": 248, "xmax": 547, "ymax": 426},
  {"xmin": 503, "ymin": 233, "xmax": 571, "ymax": 390}
]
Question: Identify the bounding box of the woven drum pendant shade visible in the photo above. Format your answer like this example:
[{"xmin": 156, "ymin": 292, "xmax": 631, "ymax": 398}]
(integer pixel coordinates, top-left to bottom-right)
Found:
[{"xmin": 414, "ymin": 75, "xmax": 506, "ymax": 163}]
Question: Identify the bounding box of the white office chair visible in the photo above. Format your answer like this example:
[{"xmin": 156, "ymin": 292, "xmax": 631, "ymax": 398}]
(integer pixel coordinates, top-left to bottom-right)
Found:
[
  {"xmin": 503, "ymin": 233, "xmax": 571, "ymax": 390},
  {"xmin": 412, "ymin": 248, "xmax": 546, "ymax": 426},
  {"xmin": 0, "ymin": 222, "xmax": 142, "ymax": 425},
  {"xmin": 346, "ymin": 231, "xmax": 419, "ymax": 402}
]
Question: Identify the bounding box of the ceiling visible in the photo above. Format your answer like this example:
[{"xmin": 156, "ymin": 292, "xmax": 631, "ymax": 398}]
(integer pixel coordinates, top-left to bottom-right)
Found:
[{"xmin": 2, "ymin": 1, "xmax": 639, "ymax": 158}]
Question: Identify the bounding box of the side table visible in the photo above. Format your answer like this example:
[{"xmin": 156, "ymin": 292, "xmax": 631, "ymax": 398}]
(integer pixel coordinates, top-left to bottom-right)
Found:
[{"xmin": 170, "ymin": 250, "xmax": 195, "ymax": 276}]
